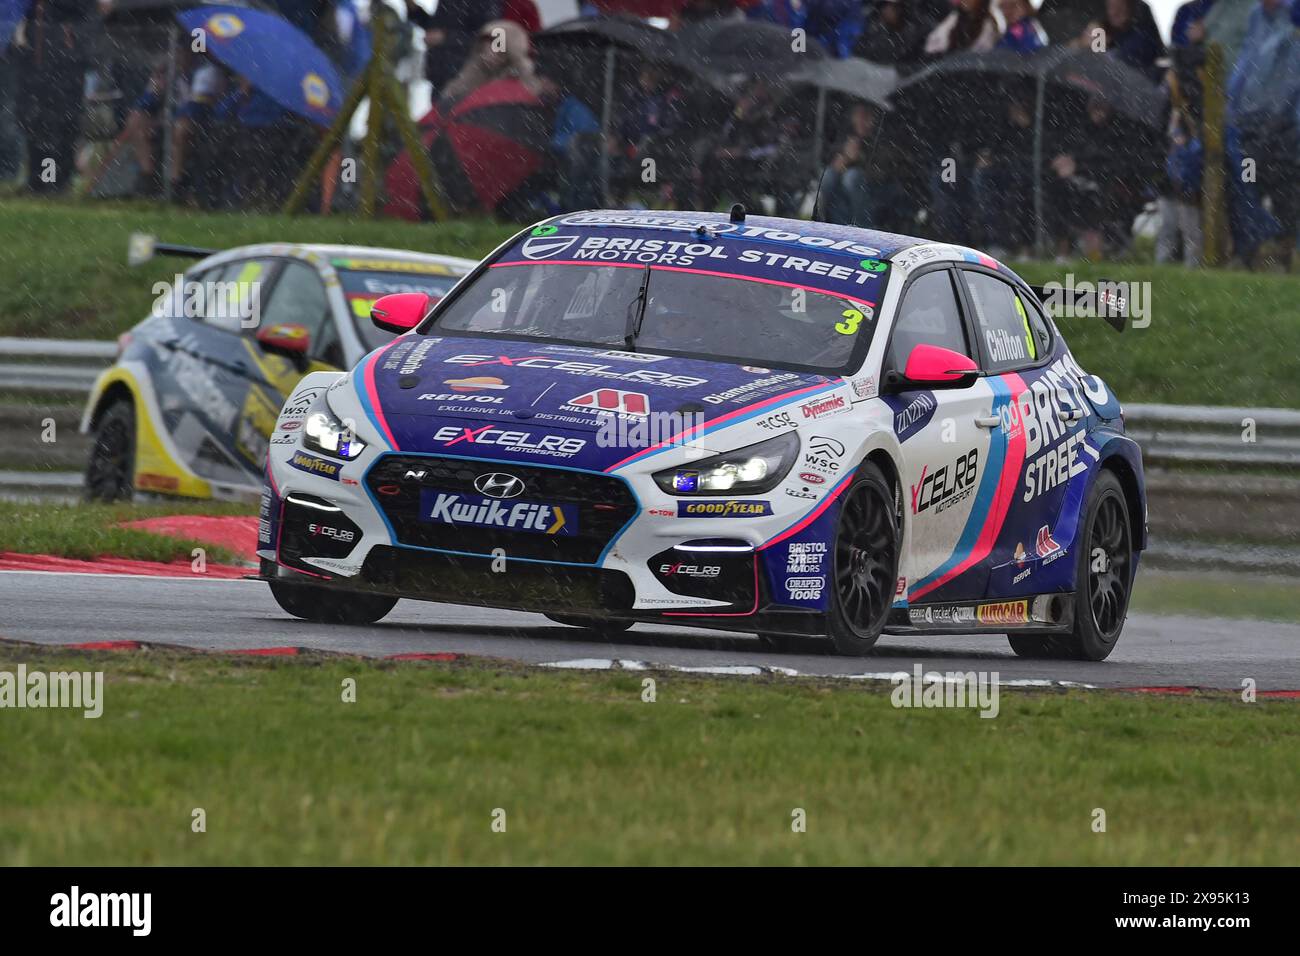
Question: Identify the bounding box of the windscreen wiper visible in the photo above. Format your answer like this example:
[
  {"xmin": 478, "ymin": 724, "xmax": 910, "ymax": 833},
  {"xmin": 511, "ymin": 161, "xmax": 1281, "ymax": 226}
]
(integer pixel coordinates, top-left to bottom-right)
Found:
[{"xmin": 623, "ymin": 265, "xmax": 651, "ymax": 352}]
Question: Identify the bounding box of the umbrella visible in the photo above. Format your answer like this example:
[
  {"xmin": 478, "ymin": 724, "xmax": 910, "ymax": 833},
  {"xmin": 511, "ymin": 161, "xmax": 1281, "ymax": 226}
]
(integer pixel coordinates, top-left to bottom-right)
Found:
[
  {"xmin": 1, "ymin": 0, "xmax": 30, "ymax": 48},
  {"xmin": 675, "ymin": 17, "xmax": 828, "ymax": 84},
  {"xmin": 892, "ymin": 47, "xmax": 1166, "ymax": 253},
  {"xmin": 784, "ymin": 57, "xmax": 897, "ymax": 174},
  {"xmin": 533, "ymin": 16, "xmax": 683, "ymax": 205},
  {"xmin": 106, "ymin": 0, "xmax": 254, "ymax": 23},
  {"xmin": 174, "ymin": 5, "xmax": 343, "ymax": 125},
  {"xmin": 785, "ymin": 57, "xmax": 897, "ymax": 108},
  {"xmin": 535, "ymin": 15, "xmax": 680, "ymax": 64},
  {"xmin": 584, "ymin": 0, "xmax": 694, "ymax": 15},
  {"xmin": 384, "ymin": 78, "xmax": 549, "ymax": 220}
]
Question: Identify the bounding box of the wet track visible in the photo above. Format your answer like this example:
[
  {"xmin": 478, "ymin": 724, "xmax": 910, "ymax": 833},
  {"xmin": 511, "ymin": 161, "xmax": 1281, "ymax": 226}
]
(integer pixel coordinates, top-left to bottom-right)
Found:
[{"xmin": 2, "ymin": 571, "xmax": 1297, "ymax": 690}]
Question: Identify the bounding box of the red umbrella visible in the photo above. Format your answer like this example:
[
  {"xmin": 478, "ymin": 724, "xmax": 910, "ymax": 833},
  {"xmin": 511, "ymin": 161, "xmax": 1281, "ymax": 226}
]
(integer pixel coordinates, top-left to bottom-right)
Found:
[{"xmin": 384, "ymin": 78, "xmax": 549, "ymax": 220}]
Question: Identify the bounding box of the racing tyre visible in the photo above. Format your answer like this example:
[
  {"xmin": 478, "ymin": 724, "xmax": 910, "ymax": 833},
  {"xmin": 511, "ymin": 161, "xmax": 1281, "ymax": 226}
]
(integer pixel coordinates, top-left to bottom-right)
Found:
[
  {"xmin": 85, "ymin": 399, "xmax": 136, "ymax": 502},
  {"xmin": 544, "ymin": 613, "xmax": 634, "ymax": 635},
  {"xmin": 1007, "ymin": 470, "xmax": 1133, "ymax": 662},
  {"xmin": 825, "ymin": 462, "xmax": 900, "ymax": 656},
  {"xmin": 268, "ymin": 581, "xmax": 397, "ymax": 625}
]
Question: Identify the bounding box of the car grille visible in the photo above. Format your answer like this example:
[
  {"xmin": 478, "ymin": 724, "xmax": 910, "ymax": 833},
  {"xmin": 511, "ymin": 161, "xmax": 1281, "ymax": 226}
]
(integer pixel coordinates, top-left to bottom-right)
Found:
[{"xmin": 364, "ymin": 455, "xmax": 638, "ymax": 564}]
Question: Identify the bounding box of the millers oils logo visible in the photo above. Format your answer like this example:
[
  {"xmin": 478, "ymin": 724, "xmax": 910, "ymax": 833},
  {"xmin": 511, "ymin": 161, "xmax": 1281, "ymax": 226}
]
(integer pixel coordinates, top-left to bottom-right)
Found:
[{"xmin": 976, "ymin": 600, "xmax": 1029, "ymax": 625}]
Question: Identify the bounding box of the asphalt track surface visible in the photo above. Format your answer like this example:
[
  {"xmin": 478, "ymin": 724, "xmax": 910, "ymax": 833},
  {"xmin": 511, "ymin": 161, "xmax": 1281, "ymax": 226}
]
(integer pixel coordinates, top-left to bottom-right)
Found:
[{"xmin": 2, "ymin": 571, "xmax": 1297, "ymax": 690}]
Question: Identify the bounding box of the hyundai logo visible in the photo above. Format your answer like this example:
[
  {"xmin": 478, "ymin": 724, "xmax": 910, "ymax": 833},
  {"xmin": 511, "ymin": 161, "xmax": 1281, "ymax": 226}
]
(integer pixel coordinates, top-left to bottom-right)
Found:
[{"xmin": 474, "ymin": 472, "xmax": 526, "ymax": 499}]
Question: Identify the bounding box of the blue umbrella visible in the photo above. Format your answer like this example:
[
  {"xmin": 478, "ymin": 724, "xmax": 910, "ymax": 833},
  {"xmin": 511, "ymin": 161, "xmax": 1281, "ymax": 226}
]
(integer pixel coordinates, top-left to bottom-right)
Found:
[
  {"xmin": 1, "ymin": 0, "xmax": 31, "ymax": 49},
  {"xmin": 175, "ymin": 5, "xmax": 343, "ymax": 125}
]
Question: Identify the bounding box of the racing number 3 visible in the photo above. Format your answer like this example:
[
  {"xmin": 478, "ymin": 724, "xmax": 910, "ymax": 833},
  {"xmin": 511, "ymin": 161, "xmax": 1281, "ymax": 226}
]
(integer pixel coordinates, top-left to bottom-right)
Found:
[{"xmin": 836, "ymin": 308, "xmax": 865, "ymax": 336}]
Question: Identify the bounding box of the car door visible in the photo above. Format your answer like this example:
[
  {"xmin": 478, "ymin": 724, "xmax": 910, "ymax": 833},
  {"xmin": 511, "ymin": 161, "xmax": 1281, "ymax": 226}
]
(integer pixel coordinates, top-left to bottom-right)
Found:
[
  {"xmin": 881, "ymin": 266, "xmax": 998, "ymax": 604},
  {"xmin": 235, "ymin": 259, "xmax": 341, "ymax": 470},
  {"xmin": 153, "ymin": 257, "xmax": 280, "ymax": 486},
  {"xmin": 959, "ymin": 268, "xmax": 1080, "ymax": 601}
]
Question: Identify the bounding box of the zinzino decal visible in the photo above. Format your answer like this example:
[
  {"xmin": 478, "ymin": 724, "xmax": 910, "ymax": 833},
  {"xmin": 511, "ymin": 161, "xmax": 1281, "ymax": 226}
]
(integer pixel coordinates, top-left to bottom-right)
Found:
[
  {"xmin": 434, "ymin": 425, "xmax": 585, "ymax": 458},
  {"xmin": 677, "ymin": 500, "xmax": 773, "ymax": 518},
  {"xmin": 445, "ymin": 354, "xmax": 706, "ymax": 389},
  {"xmin": 1019, "ymin": 354, "xmax": 1098, "ymax": 502},
  {"xmin": 422, "ymin": 492, "xmax": 577, "ymax": 536},
  {"xmin": 890, "ymin": 391, "xmax": 937, "ymax": 443},
  {"xmin": 910, "ymin": 449, "xmax": 978, "ymax": 515}
]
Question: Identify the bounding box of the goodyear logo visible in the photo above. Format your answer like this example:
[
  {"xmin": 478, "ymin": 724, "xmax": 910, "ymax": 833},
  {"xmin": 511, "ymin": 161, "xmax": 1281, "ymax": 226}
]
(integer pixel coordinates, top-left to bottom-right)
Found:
[
  {"xmin": 302, "ymin": 72, "xmax": 329, "ymax": 110},
  {"xmin": 289, "ymin": 451, "xmax": 342, "ymax": 480},
  {"xmin": 207, "ymin": 13, "xmax": 244, "ymax": 38},
  {"xmin": 677, "ymin": 500, "xmax": 773, "ymax": 518}
]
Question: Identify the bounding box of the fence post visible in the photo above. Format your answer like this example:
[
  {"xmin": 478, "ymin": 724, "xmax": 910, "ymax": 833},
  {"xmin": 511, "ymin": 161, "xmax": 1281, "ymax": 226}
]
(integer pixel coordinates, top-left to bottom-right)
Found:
[{"xmin": 1200, "ymin": 43, "xmax": 1227, "ymax": 267}]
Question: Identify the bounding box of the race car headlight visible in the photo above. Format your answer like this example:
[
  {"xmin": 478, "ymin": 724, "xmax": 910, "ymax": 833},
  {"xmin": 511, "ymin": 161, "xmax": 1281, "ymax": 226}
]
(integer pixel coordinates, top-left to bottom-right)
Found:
[
  {"xmin": 653, "ymin": 432, "xmax": 799, "ymax": 496},
  {"xmin": 302, "ymin": 410, "xmax": 366, "ymax": 460}
]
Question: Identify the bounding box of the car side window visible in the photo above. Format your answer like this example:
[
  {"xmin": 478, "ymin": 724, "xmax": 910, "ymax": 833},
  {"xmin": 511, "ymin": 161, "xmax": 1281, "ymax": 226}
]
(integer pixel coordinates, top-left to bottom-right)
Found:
[
  {"xmin": 963, "ymin": 271, "xmax": 1047, "ymax": 373},
  {"xmin": 200, "ymin": 259, "xmax": 273, "ymax": 335},
  {"xmin": 885, "ymin": 270, "xmax": 970, "ymax": 373},
  {"xmin": 259, "ymin": 260, "xmax": 332, "ymax": 354}
]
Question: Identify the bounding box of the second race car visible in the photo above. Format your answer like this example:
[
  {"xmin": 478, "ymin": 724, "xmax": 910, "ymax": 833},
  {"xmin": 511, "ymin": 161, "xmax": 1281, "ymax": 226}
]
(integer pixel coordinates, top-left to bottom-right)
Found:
[{"xmin": 81, "ymin": 241, "xmax": 475, "ymax": 501}]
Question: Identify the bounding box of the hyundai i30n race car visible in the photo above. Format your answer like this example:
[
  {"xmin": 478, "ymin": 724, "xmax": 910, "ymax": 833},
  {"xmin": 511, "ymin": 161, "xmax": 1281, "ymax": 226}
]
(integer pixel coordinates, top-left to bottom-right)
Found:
[
  {"xmin": 81, "ymin": 242, "xmax": 475, "ymax": 501},
  {"xmin": 260, "ymin": 210, "xmax": 1146, "ymax": 660}
]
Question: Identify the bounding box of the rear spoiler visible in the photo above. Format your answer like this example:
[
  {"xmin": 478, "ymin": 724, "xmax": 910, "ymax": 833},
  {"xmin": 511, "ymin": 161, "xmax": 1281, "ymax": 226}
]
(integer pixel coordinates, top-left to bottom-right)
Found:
[
  {"xmin": 1027, "ymin": 281, "xmax": 1129, "ymax": 333},
  {"xmin": 128, "ymin": 233, "xmax": 217, "ymax": 267}
]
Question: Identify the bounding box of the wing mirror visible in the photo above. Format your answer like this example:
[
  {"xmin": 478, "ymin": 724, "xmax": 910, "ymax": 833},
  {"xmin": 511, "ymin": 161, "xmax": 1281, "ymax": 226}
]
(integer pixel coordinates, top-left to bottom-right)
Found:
[
  {"xmin": 883, "ymin": 344, "xmax": 979, "ymax": 392},
  {"xmin": 255, "ymin": 322, "xmax": 311, "ymax": 363},
  {"xmin": 371, "ymin": 292, "xmax": 429, "ymax": 334}
]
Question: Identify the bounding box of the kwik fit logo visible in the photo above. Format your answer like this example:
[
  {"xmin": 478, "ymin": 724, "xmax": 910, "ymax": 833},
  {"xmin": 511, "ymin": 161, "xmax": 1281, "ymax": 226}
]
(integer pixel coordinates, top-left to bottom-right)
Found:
[{"xmin": 423, "ymin": 491, "xmax": 576, "ymax": 535}]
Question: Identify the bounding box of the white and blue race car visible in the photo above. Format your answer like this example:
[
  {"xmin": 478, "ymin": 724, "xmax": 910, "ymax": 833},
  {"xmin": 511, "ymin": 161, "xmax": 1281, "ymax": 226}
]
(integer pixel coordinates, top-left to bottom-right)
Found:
[{"xmin": 259, "ymin": 210, "xmax": 1146, "ymax": 659}]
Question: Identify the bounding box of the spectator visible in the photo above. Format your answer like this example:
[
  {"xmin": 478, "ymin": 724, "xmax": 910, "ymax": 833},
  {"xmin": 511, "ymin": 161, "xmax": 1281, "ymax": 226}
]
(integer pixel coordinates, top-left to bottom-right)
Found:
[
  {"xmin": 692, "ymin": 79, "xmax": 806, "ymax": 215},
  {"xmin": 855, "ymin": 0, "xmax": 926, "ymax": 69},
  {"xmin": 748, "ymin": 0, "xmax": 864, "ymax": 58},
  {"xmin": 1045, "ymin": 97, "xmax": 1157, "ymax": 260},
  {"xmin": 1155, "ymin": 109, "xmax": 1204, "ymax": 267},
  {"xmin": 1169, "ymin": 0, "xmax": 1214, "ymax": 126},
  {"xmin": 405, "ymin": 0, "xmax": 502, "ymax": 95},
  {"xmin": 1225, "ymin": 0, "xmax": 1300, "ymax": 269},
  {"xmin": 1080, "ymin": 0, "xmax": 1165, "ymax": 80},
  {"xmin": 924, "ymin": 0, "xmax": 999, "ymax": 58},
  {"xmin": 616, "ymin": 65, "xmax": 688, "ymax": 204},
  {"xmin": 549, "ymin": 84, "xmax": 603, "ymax": 211},
  {"xmin": 996, "ymin": 0, "xmax": 1048, "ymax": 53},
  {"xmin": 819, "ymin": 101, "xmax": 879, "ymax": 225},
  {"xmin": 971, "ymin": 94, "xmax": 1036, "ymax": 255},
  {"xmin": 438, "ymin": 19, "xmax": 541, "ymax": 108},
  {"xmin": 17, "ymin": 0, "xmax": 93, "ymax": 194},
  {"xmin": 502, "ymin": 0, "xmax": 542, "ymax": 34}
]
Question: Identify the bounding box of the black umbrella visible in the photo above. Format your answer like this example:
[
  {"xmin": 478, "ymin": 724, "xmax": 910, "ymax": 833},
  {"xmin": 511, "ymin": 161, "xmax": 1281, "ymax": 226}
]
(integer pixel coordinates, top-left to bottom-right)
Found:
[
  {"xmin": 533, "ymin": 17, "xmax": 685, "ymax": 207},
  {"xmin": 892, "ymin": 47, "xmax": 1166, "ymax": 252},
  {"xmin": 535, "ymin": 15, "xmax": 680, "ymax": 64},
  {"xmin": 675, "ymin": 18, "xmax": 828, "ymax": 85},
  {"xmin": 784, "ymin": 58, "xmax": 898, "ymax": 174}
]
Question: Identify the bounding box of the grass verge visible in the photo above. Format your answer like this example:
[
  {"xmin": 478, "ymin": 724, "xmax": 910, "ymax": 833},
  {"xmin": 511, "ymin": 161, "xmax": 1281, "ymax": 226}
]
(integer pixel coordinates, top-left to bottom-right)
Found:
[
  {"xmin": 0, "ymin": 198, "xmax": 515, "ymax": 341},
  {"xmin": 1130, "ymin": 569, "xmax": 1300, "ymax": 625},
  {"xmin": 0, "ymin": 645, "xmax": 1296, "ymax": 865},
  {"xmin": 0, "ymin": 501, "xmax": 252, "ymax": 563}
]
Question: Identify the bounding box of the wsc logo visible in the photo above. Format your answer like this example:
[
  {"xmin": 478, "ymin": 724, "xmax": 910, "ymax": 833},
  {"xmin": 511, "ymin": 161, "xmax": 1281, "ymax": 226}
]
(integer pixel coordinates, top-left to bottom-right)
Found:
[{"xmin": 521, "ymin": 235, "xmax": 579, "ymax": 260}]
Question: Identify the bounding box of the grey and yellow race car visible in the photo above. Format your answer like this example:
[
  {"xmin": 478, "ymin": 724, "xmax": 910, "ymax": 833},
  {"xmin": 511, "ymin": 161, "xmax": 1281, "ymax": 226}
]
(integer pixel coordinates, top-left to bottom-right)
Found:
[{"xmin": 82, "ymin": 239, "xmax": 476, "ymax": 501}]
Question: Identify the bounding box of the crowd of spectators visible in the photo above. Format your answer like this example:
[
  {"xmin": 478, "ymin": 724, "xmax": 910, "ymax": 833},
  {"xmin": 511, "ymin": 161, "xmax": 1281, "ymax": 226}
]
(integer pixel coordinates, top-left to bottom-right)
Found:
[{"xmin": 3, "ymin": 0, "xmax": 1300, "ymax": 267}]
